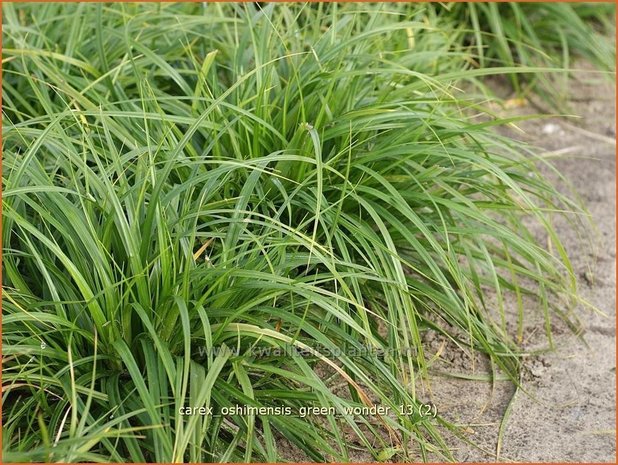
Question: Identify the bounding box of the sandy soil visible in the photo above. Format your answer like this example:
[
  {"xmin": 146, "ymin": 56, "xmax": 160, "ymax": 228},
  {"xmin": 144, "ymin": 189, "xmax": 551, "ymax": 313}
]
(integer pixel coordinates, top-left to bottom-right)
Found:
[{"xmin": 424, "ymin": 72, "xmax": 616, "ymax": 462}]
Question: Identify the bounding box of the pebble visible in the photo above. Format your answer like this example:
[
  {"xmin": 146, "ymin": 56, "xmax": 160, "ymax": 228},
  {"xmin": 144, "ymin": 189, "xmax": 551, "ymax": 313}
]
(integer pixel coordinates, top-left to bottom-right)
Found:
[{"xmin": 542, "ymin": 123, "xmax": 561, "ymax": 135}]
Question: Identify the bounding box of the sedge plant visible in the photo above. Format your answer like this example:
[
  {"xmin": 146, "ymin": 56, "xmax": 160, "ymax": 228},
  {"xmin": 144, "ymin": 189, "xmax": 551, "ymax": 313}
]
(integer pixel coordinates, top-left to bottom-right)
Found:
[
  {"xmin": 433, "ymin": 2, "xmax": 616, "ymax": 107},
  {"xmin": 2, "ymin": 2, "xmax": 591, "ymax": 462}
]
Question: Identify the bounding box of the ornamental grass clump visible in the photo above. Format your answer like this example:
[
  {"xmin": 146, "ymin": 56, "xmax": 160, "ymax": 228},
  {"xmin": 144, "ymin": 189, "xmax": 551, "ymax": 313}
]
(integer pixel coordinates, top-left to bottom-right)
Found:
[
  {"xmin": 437, "ymin": 2, "xmax": 615, "ymax": 105},
  {"xmin": 2, "ymin": 2, "xmax": 589, "ymax": 462}
]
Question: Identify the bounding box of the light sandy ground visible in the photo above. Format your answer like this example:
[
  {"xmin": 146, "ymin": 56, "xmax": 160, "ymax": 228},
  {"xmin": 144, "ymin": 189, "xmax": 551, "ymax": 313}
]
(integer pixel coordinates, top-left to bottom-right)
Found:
[{"xmin": 425, "ymin": 72, "xmax": 616, "ymax": 462}]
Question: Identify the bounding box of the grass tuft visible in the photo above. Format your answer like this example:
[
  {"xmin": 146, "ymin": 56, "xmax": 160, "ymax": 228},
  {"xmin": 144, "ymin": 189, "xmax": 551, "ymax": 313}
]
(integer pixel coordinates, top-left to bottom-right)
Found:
[{"xmin": 2, "ymin": 2, "xmax": 602, "ymax": 462}]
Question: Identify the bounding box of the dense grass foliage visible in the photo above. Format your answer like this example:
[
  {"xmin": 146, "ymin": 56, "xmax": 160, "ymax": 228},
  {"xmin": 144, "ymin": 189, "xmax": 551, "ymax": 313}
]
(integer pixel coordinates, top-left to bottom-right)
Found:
[
  {"xmin": 442, "ymin": 2, "xmax": 615, "ymax": 104},
  {"xmin": 1, "ymin": 2, "xmax": 605, "ymax": 462}
]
